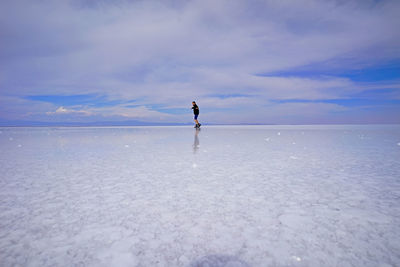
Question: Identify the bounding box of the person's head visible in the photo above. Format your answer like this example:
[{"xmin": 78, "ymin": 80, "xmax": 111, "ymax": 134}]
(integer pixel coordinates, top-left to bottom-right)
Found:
[{"xmin": 192, "ymin": 101, "xmax": 196, "ymax": 106}]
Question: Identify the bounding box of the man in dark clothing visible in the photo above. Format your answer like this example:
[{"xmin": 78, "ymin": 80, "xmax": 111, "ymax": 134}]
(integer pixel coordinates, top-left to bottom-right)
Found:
[{"xmin": 191, "ymin": 101, "xmax": 201, "ymax": 128}]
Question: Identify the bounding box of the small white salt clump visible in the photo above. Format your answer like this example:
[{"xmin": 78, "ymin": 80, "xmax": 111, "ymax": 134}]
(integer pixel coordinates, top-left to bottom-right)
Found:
[
  {"xmin": 292, "ymin": 256, "xmax": 302, "ymax": 261},
  {"xmin": 9, "ymin": 137, "xmax": 13, "ymax": 141},
  {"xmin": 397, "ymin": 142, "xmax": 400, "ymax": 146},
  {"xmin": 277, "ymin": 132, "xmax": 281, "ymax": 136},
  {"xmin": 192, "ymin": 163, "xmax": 197, "ymax": 168},
  {"xmin": 17, "ymin": 144, "xmax": 22, "ymax": 147},
  {"xmin": 124, "ymin": 145, "xmax": 130, "ymax": 148}
]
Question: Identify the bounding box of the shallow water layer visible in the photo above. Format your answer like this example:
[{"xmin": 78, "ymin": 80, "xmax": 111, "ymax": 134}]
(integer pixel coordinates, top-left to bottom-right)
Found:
[{"xmin": 0, "ymin": 125, "xmax": 399, "ymax": 266}]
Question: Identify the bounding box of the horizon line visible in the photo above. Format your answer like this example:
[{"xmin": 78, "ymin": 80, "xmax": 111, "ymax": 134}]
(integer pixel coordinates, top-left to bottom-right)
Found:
[{"xmin": 1, "ymin": 123, "xmax": 399, "ymax": 127}]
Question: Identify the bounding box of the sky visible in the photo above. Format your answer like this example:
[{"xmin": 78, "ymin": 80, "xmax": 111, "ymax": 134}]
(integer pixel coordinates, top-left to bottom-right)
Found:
[{"xmin": 1, "ymin": 0, "xmax": 400, "ymax": 125}]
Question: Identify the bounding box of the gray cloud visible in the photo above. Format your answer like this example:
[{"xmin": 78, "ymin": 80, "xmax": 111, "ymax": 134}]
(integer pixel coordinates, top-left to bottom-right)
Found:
[{"xmin": 1, "ymin": 0, "xmax": 399, "ymax": 124}]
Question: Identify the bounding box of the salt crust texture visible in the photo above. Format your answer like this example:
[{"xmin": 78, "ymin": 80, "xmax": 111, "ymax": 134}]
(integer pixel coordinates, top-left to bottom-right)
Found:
[{"xmin": 0, "ymin": 125, "xmax": 399, "ymax": 266}]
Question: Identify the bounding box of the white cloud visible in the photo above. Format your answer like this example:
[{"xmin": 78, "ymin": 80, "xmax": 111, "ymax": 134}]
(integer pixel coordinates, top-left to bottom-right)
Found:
[
  {"xmin": 91, "ymin": 105, "xmax": 174, "ymax": 120},
  {"xmin": 46, "ymin": 106, "xmax": 92, "ymax": 116},
  {"xmin": 203, "ymin": 101, "xmax": 350, "ymax": 124},
  {"xmin": 55, "ymin": 107, "xmax": 68, "ymax": 113},
  {"xmin": 1, "ymin": 0, "xmax": 399, "ymax": 123}
]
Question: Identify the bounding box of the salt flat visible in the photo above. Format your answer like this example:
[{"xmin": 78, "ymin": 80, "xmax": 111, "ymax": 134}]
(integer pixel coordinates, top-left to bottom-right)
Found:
[{"xmin": 0, "ymin": 125, "xmax": 399, "ymax": 266}]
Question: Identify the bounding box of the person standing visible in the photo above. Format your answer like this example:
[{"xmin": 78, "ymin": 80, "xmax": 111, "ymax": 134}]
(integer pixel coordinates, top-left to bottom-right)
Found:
[{"xmin": 191, "ymin": 101, "xmax": 201, "ymax": 128}]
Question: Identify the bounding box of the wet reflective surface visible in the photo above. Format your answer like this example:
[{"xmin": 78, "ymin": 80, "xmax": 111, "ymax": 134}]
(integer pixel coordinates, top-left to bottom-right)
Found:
[{"xmin": 1, "ymin": 125, "xmax": 400, "ymax": 266}]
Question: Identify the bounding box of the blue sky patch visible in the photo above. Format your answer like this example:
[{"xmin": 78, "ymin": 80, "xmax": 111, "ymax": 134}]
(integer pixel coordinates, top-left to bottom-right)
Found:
[
  {"xmin": 258, "ymin": 61, "xmax": 400, "ymax": 82},
  {"xmin": 272, "ymin": 98, "xmax": 400, "ymax": 107},
  {"xmin": 208, "ymin": 94, "xmax": 254, "ymax": 99},
  {"xmin": 157, "ymin": 108, "xmax": 188, "ymax": 115},
  {"xmin": 25, "ymin": 94, "xmax": 126, "ymax": 108},
  {"xmin": 144, "ymin": 104, "xmax": 188, "ymax": 114}
]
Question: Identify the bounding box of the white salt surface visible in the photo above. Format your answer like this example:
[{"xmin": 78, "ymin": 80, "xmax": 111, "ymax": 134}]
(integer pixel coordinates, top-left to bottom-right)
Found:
[{"xmin": 1, "ymin": 125, "xmax": 400, "ymax": 266}]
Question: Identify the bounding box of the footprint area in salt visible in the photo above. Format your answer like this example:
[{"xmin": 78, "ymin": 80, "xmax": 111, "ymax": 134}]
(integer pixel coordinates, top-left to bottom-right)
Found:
[{"xmin": 0, "ymin": 125, "xmax": 399, "ymax": 266}]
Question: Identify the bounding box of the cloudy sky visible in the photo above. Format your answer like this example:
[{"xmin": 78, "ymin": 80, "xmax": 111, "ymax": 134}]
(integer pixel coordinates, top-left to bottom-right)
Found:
[{"xmin": 1, "ymin": 0, "xmax": 399, "ymax": 125}]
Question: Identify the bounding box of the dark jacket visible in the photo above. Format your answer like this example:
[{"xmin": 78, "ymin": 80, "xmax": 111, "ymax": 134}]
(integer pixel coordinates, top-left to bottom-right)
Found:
[{"xmin": 192, "ymin": 104, "xmax": 199, "ymax": 115}]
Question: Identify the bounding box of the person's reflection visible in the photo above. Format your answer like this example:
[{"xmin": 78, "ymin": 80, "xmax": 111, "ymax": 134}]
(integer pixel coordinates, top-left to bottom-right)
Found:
[{"xmin": 193, "ymin": 128, "xmax": 200, "ymax": 153}]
